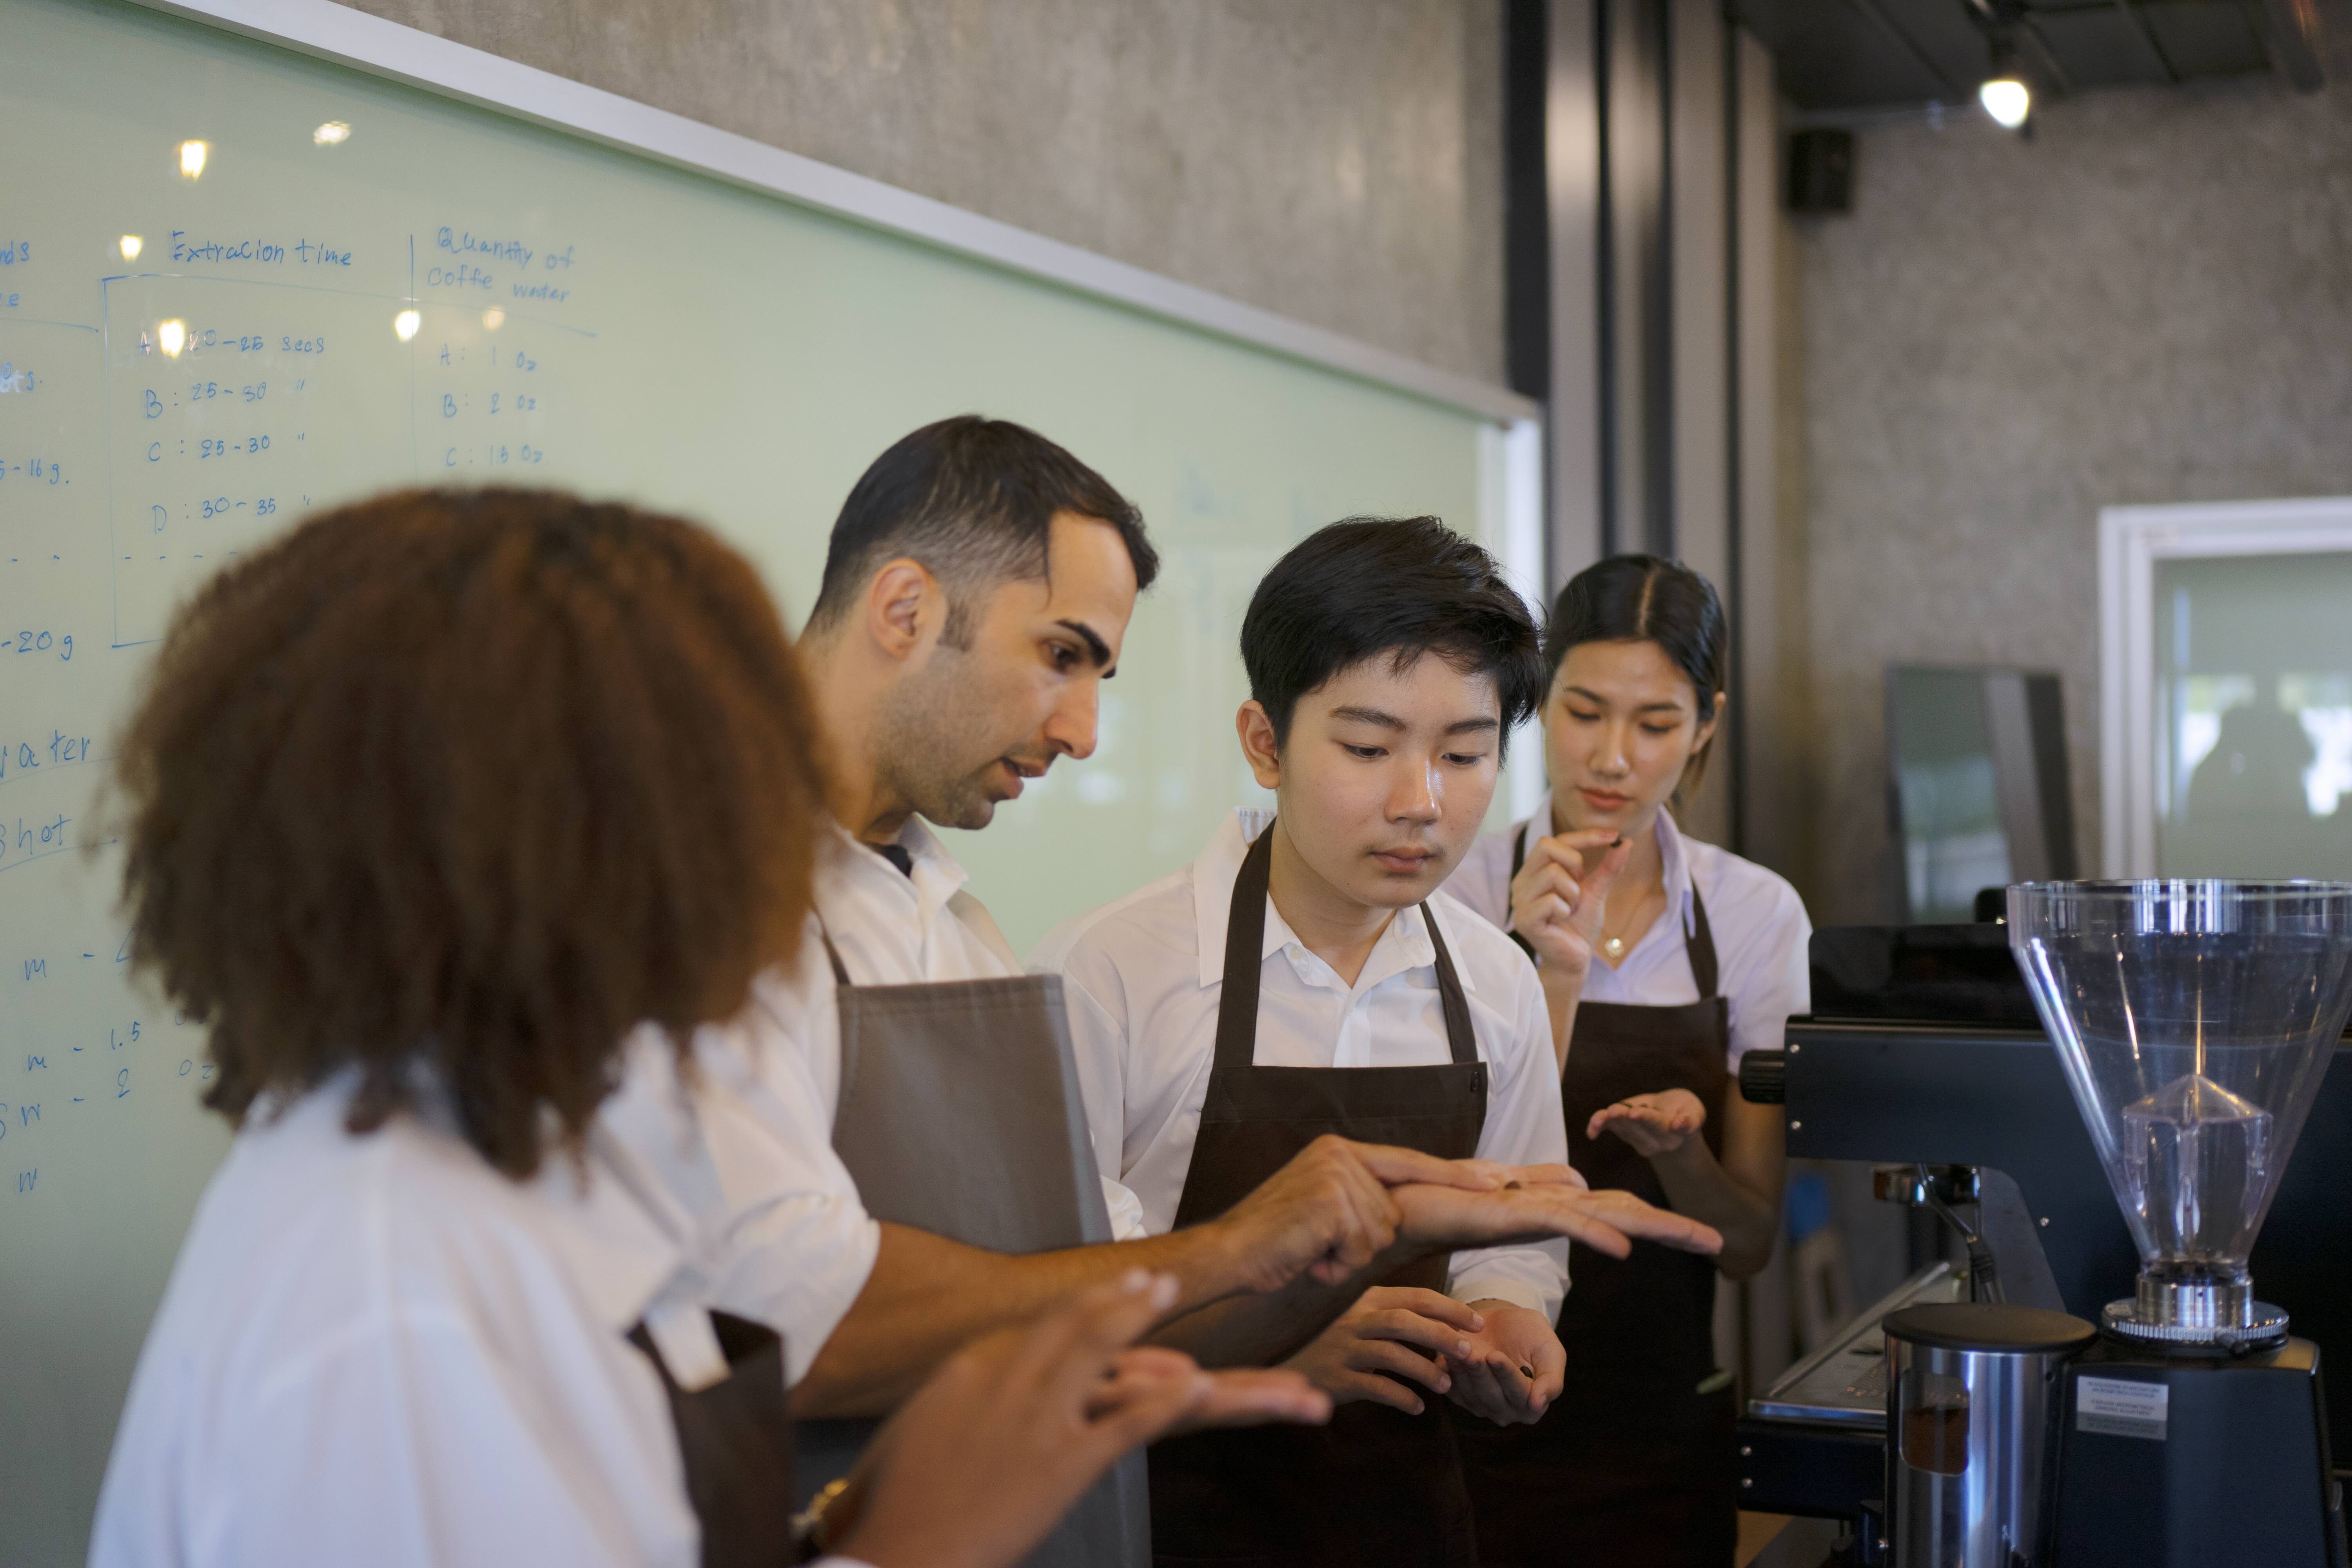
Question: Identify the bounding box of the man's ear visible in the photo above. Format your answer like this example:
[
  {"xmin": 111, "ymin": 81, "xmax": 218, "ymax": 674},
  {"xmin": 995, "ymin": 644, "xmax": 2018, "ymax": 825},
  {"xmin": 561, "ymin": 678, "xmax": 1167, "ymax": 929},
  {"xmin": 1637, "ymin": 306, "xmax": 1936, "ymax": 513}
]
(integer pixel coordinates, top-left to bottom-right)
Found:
[
  {"xmin": 1236, "ymin": 701, "xmax": 1283, "ymax": 790},
  {"xmin": 864, "ymin": 558, "xmax": 940, "ymax": 663}
]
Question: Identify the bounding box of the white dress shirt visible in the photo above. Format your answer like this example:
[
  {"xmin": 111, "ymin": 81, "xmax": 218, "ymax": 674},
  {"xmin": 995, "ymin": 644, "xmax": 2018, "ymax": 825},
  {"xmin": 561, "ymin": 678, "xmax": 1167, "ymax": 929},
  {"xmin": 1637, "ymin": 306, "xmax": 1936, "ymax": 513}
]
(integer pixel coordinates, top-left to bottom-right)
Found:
[
  {"xmin": 601, "ymin": 955, "xmax": 878, "ymax": 1388},
  {"xmin": 91, "ymin": 1069, "xmax": 871, "ymax": 1568},
  {"xmin": 595, "ymin": 815, "xmax": 1033, "ymax": 1382},
  {"xmin": 1032, "ymin": 809, "xmax": 1571, "ymax": 1320},
  {"xmin": 1445, "ymin": 796, "xmax": 1812, "ymax": 1069}
]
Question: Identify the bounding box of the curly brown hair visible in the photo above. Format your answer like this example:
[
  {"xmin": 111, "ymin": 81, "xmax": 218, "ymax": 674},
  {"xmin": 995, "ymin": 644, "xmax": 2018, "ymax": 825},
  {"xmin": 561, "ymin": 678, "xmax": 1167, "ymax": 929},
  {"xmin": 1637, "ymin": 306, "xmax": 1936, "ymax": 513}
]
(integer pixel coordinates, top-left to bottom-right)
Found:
[{"xmin": 111, "ymin": 488, "xmax": 825, "ymax": 1178}]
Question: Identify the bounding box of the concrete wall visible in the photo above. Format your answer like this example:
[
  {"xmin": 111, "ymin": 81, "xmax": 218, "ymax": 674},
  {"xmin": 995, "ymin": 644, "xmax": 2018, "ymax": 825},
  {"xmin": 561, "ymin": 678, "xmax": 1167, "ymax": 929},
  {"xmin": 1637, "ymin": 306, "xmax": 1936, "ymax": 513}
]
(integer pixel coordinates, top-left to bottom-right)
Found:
[
  {"xmin": 1788, "ymin": 38, "xmax": 2352, "ymax": 922},
  {"xmin": 340, "ymin": 0, "xmax": 1509, "ymax": 385}
]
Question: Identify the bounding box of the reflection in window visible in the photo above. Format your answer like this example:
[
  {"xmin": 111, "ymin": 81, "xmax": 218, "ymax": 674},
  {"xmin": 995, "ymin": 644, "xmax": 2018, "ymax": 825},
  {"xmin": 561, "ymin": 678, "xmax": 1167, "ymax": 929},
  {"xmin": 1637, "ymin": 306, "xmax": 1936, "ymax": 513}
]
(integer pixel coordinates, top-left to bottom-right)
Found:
[
  {"xmin": 2155, "ymin": 552, "xmax": 2352, "ymax": 878},
  {"xmin": 2169, "ymin": 673, "xmax": 2255, "ymax": 817},
  {"xmin": 1887, "ymin": 665, "xmax": 2059, "ymax": 924},
  {"xmin": 2283, "ymin": 673, "xmax": 2352, "ymax": 817},
  {"xmin": 1899, "ymin": 753, "xmax": 2008, "ymax": 922}
]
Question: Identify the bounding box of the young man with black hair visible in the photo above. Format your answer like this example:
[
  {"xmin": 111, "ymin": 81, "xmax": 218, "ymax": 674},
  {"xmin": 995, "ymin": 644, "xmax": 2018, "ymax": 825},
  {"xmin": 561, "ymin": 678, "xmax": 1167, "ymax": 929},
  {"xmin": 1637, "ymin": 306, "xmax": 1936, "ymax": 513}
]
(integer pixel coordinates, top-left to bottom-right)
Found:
[{"xmin": 1034, "ymin": 517, "xmax": 1719, "ymax": 1565}]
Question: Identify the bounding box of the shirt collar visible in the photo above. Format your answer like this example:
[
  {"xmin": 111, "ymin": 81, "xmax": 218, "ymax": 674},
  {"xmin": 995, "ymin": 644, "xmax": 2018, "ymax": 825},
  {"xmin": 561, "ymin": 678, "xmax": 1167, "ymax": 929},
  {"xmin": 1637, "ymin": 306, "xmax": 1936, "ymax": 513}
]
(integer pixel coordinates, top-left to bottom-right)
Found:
[
  {"xmin": 1187, "ymin": 808, "xmax": 1441, "ymax": 992},
  {"xmin": 893, "ymin": 814, "xmax": 972, "ymax": 894},
  {"xmin": 824, "ymin": 813, "xmax": 971, "ymax": 906}
]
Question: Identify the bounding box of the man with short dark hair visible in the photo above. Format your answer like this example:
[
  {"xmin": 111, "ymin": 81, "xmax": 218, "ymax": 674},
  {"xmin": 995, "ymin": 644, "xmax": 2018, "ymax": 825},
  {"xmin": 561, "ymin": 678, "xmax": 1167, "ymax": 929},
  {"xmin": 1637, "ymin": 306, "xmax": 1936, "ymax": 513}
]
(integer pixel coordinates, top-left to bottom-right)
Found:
[{"xmin": 1035, "ymin": 517, "xmax": 1711, "ymax": 1565}]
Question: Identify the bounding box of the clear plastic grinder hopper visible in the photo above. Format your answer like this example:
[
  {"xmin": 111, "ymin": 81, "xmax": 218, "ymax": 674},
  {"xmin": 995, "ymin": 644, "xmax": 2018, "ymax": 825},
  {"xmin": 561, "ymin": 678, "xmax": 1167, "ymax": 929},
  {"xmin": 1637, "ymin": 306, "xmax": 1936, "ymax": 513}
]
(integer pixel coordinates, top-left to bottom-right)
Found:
[{"xmin": 2009, "ymin": 881, "xmax": 2352, "ymax": 1346}]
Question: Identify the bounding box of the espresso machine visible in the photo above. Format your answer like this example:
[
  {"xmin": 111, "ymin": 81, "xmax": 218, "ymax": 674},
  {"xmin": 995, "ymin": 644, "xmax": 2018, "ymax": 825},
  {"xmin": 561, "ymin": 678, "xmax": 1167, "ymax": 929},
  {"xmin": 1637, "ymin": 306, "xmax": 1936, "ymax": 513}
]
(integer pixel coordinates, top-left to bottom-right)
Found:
[{"xmin": 1736, "ymin": 881, "xmax": 2352, "ymax": 1566}]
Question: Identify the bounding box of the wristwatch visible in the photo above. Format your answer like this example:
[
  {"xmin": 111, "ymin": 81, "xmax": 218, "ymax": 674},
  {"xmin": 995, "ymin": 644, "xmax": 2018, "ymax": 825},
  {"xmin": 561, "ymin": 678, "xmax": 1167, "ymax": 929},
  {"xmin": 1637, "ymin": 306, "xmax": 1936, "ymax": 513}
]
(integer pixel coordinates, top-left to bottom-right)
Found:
[{"xmin": 791, "ymin": 1475, "xmax": 855, "ymax": 1558}]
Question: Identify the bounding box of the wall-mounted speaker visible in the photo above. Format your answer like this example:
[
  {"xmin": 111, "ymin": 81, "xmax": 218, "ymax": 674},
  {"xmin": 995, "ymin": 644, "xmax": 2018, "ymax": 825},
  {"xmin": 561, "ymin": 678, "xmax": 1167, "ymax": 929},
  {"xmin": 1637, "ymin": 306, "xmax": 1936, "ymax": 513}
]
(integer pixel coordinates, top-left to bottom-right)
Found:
[{"xmin": 1787, "ymin": 128, "xmax": 1855, "ymax": 214}]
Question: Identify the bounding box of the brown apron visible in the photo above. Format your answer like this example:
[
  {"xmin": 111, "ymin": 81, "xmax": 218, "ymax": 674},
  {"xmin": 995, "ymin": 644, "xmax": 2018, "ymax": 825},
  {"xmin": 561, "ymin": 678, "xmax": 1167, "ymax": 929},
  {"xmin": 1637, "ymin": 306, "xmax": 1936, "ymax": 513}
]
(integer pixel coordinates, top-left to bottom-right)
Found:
[
  {"xmin": 795, "ymin": 927, "xmax": 1151, "ymax": 1568},
  {"xmin": 1455, "ymin": 827, "xmax": 1736, "ymax": 1568},
  {"xmin": 1148, "ymin": 821, "xmax": 1489, "ymax": 1568},
  {"xmin": 627, "ymin": 1309, "xmax": 800, "ymax": 1568}
]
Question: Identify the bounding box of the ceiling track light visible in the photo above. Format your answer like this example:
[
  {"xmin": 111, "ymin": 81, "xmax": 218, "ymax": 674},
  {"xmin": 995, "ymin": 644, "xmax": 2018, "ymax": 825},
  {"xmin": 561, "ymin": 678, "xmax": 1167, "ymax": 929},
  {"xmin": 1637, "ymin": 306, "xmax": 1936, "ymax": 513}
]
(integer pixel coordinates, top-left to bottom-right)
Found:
[
  {"xmin": 1980, "ymin": 71, "xmax": 2032, "ymax": 129},
  {"xmin": 1978, "ymin": 29, "xmax": 2034, "ymax": 132}
]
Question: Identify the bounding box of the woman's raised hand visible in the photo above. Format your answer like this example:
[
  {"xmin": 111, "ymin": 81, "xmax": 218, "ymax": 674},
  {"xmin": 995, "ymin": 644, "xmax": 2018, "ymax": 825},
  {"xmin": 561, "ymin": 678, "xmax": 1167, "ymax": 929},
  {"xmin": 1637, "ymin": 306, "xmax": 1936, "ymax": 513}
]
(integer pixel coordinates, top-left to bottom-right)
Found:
[{"xmin": 1508, "ymin": 831, "xmax": 1633, "ymax": 980}]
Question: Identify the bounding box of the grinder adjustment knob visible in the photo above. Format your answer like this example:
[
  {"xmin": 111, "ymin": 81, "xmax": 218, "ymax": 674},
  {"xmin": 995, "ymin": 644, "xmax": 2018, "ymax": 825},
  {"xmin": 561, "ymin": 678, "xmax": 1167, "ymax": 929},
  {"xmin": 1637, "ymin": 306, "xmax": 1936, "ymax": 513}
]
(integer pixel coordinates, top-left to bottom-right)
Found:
[{"xmin": 1738, "ymin": 1049, "xmax": 1786, "ymax": 1105}]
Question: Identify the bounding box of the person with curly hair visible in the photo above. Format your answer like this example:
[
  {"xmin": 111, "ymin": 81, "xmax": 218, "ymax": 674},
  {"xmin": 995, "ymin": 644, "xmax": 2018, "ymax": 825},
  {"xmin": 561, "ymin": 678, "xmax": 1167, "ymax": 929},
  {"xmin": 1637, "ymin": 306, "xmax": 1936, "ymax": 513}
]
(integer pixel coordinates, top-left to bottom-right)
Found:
[{"xmin": 86, "ymin": 487, "xmax": 1328, "ymax": 1568}]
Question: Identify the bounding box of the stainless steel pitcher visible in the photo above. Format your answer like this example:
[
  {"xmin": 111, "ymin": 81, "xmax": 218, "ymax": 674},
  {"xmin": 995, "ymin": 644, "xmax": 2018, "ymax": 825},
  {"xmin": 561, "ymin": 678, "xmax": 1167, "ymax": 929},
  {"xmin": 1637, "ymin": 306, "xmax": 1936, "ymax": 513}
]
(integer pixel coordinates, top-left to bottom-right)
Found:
[{"xmin": 1884, "ymin": 1303, "xmax": 2095, "ymax": 1568}]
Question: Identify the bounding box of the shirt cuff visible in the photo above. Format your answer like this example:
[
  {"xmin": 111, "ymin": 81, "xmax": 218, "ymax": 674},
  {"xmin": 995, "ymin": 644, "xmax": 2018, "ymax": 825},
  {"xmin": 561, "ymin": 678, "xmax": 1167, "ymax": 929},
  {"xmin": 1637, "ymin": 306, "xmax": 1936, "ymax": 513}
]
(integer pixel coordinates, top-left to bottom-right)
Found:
[
  {"xmin": 1446, "ymin": 1238, "xmax": 1567, "ymax": 1321},
  {"xmin": 1446, "ymin": 1274, "xmax": 1550, "ymax": 1317},
  {"xmin": 1102, "ymin": 1176, "xmax": 1149, "ymax": 1242}
]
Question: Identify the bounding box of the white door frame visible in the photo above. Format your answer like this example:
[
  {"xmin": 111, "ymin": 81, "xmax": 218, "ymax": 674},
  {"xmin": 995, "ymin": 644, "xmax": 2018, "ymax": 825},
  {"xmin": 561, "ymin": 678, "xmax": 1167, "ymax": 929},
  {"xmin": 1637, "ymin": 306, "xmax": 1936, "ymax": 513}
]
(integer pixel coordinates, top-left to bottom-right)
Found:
[{"xmin": 2100, "ymin": 497, "xmax": 2352, "ymax": 875}]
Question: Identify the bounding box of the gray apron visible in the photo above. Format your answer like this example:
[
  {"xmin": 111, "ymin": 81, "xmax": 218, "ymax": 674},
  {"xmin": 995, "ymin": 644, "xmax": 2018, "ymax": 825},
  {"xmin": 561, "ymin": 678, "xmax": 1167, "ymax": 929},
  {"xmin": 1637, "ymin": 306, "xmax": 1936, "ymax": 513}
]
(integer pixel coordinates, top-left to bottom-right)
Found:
[{"xmin": 793, "ymin": 925, "xmax": 1150, "ymax": 1568}]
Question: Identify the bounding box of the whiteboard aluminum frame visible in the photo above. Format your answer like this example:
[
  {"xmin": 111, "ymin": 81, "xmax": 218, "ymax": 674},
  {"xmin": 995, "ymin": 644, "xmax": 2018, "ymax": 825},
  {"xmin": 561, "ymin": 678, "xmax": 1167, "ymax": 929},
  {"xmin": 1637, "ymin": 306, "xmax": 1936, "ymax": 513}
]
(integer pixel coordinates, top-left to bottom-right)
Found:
[
  {"xmin": 123, "ymin": 0, "xmax": 1542, "ymax": 432},
  {"xmin": 1495, "ymin": 420, "xmax": 1550, "ymax": 826},
  {"xmin": 2098, "ymin": 496, "xmax": 2352, "ymax": 875}
]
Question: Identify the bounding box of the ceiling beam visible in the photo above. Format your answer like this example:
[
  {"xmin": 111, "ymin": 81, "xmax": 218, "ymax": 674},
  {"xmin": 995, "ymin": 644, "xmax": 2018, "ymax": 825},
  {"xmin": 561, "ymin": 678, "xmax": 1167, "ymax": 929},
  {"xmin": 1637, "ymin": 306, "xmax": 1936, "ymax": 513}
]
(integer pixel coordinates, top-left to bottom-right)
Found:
[
  {"xmin": 1840, "ymin": 0, "xmax": 1971, "ymax": 97},
  {"xmin": 2113, "ymin": 0, "xmax": 2181, "ymax": 83},
  {"xmin": 2019, "ymin": 13, "xmax": 2078, "ymax": 89}
]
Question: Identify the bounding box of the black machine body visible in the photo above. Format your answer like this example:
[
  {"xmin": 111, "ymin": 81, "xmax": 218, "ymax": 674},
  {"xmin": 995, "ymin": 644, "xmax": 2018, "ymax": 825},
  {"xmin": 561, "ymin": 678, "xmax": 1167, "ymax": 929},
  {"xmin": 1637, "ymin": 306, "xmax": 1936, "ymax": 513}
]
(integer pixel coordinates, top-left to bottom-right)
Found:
[
  {"xmin": 1735, "ymin": 923, "xmax": 2352, "ymax": 1566},
  {"xmin": 2051, "ymin": 1335, "xmax": 2342, "ymax": 1567}
]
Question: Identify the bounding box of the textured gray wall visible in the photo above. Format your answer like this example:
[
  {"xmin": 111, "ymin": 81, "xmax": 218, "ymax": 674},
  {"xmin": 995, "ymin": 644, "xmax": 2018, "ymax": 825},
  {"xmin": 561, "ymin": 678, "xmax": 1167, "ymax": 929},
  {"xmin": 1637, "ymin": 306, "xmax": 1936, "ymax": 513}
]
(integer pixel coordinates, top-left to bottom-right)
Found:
[
  {"xmin": 1791, "ymin": 43, "xmax": 2352, "ymax": 922},
  {"xmin": 339, "ymin": 0, "xmax": 1508, "ymax": 384}
]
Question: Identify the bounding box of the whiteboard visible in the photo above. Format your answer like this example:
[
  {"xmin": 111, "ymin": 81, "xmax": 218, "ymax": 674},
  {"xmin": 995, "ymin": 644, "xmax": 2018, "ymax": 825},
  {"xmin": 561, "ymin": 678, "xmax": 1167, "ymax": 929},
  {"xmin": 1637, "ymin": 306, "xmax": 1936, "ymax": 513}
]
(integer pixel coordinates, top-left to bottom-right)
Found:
[{"xmin": 0, "ymin": 0, "xmax": 1534, "ymax": 1558}]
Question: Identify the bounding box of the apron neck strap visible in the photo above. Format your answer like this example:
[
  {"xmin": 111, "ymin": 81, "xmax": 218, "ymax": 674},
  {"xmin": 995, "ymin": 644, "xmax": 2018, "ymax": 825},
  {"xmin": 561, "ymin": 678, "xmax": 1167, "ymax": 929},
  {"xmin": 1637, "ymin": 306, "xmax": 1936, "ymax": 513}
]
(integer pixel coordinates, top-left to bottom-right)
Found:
[
  {"xmin": 1216, "ymin": 820, "xmax": 1478, "ymax": 1072},
  {"xmin": 816, "ymin": 920, "xmax": 852, "ymax": 987},
  {"xmin": 1505, "ymin": 824, "xmax": 1537, "ymax": 964},
  {"xmin": 1421, "ymin": 901, "xmax": 1480, "ymax": 1066},
  {"xmin": 1684, "ymin": 883, "xmax": 1720, "ymax": 1000},
  {"xmin": 1211, "ymin": 826, "xmax": 1277, "ymax": 1077}
]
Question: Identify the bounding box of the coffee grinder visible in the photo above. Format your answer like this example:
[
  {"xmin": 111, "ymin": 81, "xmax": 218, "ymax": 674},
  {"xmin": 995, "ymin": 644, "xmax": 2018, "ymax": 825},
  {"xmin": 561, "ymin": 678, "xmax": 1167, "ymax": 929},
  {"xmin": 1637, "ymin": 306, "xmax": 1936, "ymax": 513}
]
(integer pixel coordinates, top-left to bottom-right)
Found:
[{"xmin": 1988, "ymin": 879, "xmax": 2352, "ymax": 1565}]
